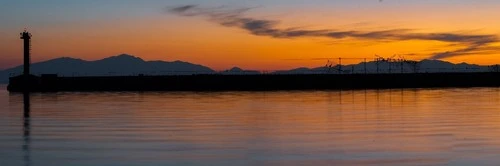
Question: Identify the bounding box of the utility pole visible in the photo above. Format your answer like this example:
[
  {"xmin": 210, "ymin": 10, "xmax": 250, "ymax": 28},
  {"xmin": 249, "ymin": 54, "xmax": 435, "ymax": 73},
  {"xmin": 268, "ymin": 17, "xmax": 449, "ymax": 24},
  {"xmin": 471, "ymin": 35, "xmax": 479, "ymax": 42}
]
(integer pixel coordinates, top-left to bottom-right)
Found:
[
  {"xmin": 400, "ymin": 59, "xmax": 404, "ymax": 73},
  {"xmin": 364, "ymin": 58, "xmax": 367, "ymax": 74},
  {"xmin": 339, "ymin": 58, "xmax": 342, "ymax": 74}
]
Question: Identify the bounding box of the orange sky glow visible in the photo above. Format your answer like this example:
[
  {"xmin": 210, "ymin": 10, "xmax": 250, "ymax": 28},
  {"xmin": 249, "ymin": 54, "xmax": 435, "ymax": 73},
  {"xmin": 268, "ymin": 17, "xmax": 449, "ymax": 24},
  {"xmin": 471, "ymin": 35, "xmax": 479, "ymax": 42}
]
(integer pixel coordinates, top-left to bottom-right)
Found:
[{"xmin": 1, "ymin": 1, "xmax": 500, "ymax": 71}]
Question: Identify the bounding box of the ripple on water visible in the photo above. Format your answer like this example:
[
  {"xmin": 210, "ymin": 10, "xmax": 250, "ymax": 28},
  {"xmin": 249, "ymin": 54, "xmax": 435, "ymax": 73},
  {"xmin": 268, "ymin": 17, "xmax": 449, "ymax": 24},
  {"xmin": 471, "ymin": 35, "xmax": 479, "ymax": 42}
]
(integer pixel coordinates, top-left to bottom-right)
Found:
[{"xmin": 2, "ymin": 87, "xmax": 500, "ymax": 165}]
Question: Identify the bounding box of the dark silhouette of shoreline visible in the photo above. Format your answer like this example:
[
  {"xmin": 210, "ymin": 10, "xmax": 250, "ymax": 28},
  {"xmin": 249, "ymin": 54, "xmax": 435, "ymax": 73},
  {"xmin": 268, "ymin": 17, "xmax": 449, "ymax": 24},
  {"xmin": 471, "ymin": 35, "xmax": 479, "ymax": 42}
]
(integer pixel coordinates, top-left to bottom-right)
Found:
[
  {"xmin": 2, "ymin": 54, "xmax": 498, "ymax": 84},
  {"xmin": 7, "ymin": 72, "xmax": 500, "ymax": 92},
  {"xmin": 7, "ymin": 31, "xmax": 500, "ymax": 92}
]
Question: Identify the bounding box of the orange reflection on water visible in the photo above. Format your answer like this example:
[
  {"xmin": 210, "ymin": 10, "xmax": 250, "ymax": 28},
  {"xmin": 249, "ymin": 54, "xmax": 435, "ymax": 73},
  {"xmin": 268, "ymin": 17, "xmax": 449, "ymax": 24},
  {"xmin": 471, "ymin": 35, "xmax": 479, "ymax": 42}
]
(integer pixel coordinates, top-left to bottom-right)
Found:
[{"xmin": 3, "ymin": 88, "xmax": 500, "ymax": 165}]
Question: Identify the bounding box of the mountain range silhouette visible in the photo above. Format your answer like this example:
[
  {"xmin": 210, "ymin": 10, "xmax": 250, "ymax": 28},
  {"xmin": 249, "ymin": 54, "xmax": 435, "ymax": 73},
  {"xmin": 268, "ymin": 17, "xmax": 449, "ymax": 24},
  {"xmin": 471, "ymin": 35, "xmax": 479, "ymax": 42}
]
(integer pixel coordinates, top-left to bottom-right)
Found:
[{"xmin": 0, "ymin": 54, "xmax": 493, "ymax": 83}]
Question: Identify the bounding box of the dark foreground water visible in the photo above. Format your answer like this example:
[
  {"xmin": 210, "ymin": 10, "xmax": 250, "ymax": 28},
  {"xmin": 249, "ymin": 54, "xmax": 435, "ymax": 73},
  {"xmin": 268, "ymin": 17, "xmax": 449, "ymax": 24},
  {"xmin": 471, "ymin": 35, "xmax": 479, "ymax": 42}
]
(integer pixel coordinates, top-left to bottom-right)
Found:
[{"xmin": 2, "ymin": 85, "xmax": 500, "ymax": 166}]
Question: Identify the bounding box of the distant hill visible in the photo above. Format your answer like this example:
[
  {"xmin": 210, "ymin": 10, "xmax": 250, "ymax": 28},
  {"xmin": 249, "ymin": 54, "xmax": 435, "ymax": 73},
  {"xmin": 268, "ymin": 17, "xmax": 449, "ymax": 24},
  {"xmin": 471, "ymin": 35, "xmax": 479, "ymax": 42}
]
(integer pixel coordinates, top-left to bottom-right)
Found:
[
  {"xmin": 0, "ymin": 71, "xmax": 5, "ymax": 83},
  {"xmin": 221, "ymin": 67, "xmax": 260, "ymax": 75},
  {"xmin": 273, "ymin": 59, "xmax": 490, "ymax": 75},
  {"xmin": 0, "ymin": 54, "xmax": 215, "ymax": 83},
  {"xmin": 0, "ymin": 54, "xmax": 497, "ymax": 84}
]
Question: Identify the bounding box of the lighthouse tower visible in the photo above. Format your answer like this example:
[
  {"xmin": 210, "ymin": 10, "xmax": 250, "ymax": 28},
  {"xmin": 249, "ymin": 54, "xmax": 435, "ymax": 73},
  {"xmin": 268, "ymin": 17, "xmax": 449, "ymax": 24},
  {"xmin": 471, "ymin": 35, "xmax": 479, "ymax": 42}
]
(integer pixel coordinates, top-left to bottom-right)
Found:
[
  {"xmin": 6, "ymin": 30, "xmax": 37, "ymax": 92},
  {"xmin": 20, "ymin": 30, "xmax": 32, "ymax": 76}
]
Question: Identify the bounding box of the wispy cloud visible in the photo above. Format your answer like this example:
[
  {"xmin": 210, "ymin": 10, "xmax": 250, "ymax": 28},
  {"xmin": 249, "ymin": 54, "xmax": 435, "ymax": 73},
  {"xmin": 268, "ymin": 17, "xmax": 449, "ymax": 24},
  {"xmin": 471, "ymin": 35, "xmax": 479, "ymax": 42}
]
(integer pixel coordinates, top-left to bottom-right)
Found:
[{"xmin": 166, "ymin": 5, "xmax": 499, "ymax": 59}]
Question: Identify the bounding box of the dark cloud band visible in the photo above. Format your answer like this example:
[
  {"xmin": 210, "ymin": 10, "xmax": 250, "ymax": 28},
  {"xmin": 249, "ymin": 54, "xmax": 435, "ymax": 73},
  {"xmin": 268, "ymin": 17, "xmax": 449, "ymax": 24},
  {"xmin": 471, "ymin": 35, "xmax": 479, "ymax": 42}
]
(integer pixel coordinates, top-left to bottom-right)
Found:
[{"xmin": 167, "ymin": 5, "xmax": 498, "ymax": 59}]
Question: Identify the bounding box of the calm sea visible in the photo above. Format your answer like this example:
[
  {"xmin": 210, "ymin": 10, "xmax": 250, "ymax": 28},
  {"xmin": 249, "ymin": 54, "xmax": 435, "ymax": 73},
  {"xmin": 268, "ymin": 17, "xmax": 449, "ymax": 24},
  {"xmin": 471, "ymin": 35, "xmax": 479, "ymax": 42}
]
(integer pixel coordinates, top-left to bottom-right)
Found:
[{"xmin": 2, "ymin": 84, "xmax": 500, "ymax": 166}]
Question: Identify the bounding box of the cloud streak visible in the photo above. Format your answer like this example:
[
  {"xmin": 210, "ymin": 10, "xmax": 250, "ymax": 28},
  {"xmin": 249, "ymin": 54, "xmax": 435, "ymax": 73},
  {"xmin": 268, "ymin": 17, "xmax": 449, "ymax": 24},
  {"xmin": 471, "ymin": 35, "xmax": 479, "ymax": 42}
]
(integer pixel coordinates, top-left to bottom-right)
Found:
[{"xmin": 167, "ymin": 5, "xmax": 499, "ymax": 59}]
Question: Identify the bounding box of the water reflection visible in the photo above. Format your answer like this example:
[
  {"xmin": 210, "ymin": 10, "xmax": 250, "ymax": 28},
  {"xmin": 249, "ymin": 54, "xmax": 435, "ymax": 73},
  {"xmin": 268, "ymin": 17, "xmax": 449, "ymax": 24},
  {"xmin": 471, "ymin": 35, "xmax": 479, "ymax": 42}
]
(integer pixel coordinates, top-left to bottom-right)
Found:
[
  {"xmin": 2, "ymin": 88, "xmax": 500, "ymax": 165},
  {"xmin": 22, "ymin": 92, "xmax": 30, "ymax": 166}
]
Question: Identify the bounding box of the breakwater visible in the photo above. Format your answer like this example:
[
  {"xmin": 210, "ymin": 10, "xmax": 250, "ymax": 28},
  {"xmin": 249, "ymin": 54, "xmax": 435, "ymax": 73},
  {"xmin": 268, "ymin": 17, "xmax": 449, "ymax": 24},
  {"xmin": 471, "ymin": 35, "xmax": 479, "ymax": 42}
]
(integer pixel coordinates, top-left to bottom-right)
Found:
[{"xmin": 7, "ymin": 73, "xmax": 500, "ymax": 92}]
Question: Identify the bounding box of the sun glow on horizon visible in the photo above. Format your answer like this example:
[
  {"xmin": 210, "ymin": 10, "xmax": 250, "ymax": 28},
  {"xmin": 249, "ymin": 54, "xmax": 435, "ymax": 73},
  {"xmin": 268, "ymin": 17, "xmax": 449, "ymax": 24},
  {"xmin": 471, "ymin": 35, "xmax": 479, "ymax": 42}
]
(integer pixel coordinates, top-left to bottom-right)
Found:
[{"xmin": 1, "ymin": 1, "xmax": 500, "ymax": 70}]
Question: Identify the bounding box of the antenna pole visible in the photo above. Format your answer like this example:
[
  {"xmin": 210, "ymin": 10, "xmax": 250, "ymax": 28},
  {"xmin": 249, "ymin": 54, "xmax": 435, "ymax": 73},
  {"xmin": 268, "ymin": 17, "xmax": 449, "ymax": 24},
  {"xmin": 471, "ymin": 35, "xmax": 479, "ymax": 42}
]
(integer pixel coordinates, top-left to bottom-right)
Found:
[
  {"xmin": 364, "ymin": 58, "xmax": 367, "ymax": 74},
  {"xmin": 339, "ymin": 58, "xmax": 342, "ymax": 74}
]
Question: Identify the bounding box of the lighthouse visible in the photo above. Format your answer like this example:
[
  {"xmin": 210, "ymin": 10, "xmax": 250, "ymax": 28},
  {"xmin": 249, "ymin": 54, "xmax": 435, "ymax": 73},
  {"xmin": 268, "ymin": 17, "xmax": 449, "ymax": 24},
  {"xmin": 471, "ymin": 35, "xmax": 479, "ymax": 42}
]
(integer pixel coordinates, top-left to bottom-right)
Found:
[{"xmin": 20, "ymin": 30, "xmax": 32, "ymax": 76}]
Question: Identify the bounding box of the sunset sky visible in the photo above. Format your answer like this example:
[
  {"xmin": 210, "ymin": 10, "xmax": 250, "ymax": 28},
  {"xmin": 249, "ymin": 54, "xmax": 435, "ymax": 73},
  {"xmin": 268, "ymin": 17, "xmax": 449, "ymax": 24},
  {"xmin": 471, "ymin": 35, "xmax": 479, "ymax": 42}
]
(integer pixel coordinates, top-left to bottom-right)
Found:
[{"xmin": 1, "ymin": 0, "xmax": 500, "ymax": 70}]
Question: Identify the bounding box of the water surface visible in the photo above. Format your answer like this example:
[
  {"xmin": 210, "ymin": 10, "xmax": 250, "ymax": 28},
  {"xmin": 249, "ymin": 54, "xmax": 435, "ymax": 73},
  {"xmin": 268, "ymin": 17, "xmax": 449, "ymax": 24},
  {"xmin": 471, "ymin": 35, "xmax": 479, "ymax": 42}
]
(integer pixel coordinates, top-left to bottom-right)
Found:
[{"xmin": 2, "ymin": 85, "xmax": 500, "ymax": 165}]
